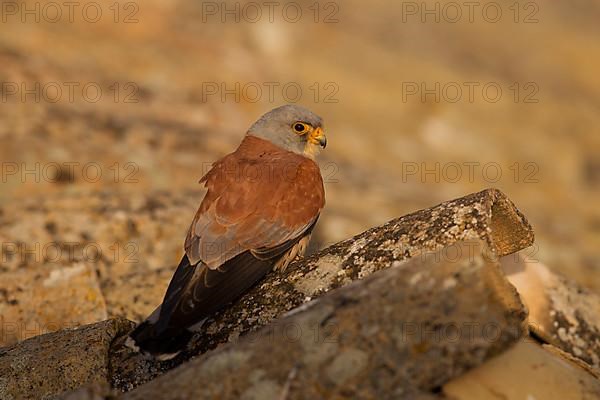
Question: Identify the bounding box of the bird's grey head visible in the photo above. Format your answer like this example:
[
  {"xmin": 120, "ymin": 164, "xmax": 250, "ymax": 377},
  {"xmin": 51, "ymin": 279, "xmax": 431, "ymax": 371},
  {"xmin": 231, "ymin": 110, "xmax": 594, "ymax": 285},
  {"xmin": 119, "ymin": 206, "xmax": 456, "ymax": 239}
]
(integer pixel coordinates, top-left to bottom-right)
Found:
[{"xmin": 247, "ymin": 105, "xmax": 327, "ymax": 158}]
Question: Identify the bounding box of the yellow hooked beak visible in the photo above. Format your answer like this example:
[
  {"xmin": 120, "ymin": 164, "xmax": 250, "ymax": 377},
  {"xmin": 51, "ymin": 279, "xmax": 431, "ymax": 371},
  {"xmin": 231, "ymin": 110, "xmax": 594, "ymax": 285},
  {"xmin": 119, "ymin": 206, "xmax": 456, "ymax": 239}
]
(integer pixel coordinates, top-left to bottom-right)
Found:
[{"xmin": 308, "ymin": 127, "xmax": 327, "ymax": 148}]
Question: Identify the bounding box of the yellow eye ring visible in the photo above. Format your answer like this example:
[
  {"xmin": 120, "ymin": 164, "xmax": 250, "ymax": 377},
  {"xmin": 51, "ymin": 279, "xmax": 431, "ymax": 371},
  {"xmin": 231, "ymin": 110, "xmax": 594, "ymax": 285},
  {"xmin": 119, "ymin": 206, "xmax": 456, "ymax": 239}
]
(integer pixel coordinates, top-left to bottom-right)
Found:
[{"xmin": 292, "ymin": 122, "xmax": 311, "ymax": 135}]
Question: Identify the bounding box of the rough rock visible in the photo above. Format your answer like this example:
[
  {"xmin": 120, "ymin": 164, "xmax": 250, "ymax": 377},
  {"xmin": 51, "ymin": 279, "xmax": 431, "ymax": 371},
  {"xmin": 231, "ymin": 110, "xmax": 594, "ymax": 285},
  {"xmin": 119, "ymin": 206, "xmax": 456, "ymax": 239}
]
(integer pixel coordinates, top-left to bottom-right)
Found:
[
  {"xmin": 110, "ymin": 188, "xmax": 534, "ymax": 391},
  {"xmin": 502, "ymin": 253, "xmax": 600, "ymax": 377},
  {"xmin": 0, "ymin": 189, "xmax": 202, "ymax": 345},
  {"xmin": 442, "ymin": 340, "xmax": 600, "ymax": 399},
  {"xmin": 120, "ymin": 241, "xmax": 527, "ymax": 399},
  {"xmin": 0, "ymin": 318, "xmax": 134, "ymax": 400},
  {"xmin": 0, "ymin": 262, "xmax": 107, "ymax": 346},
  {"xmin": 59, "ymin": 382, "xmax": 116, "ymax": 400},
  {"xmin": 0, "ymin": 189, "xmax": 534, "ymax": 397}
]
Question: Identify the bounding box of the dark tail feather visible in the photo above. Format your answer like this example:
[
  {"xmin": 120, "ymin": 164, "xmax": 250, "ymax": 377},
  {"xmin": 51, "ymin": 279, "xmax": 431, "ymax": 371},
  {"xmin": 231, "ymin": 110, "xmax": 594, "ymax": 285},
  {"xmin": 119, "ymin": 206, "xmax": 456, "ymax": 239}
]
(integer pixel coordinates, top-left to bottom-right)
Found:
[
  {"xmin": 126, "ymin": 255, "xmax": 197, "ymax": 360},
  {"xmin": 125, "ymin": 234, "xmax": 308, "ymax": 359}
]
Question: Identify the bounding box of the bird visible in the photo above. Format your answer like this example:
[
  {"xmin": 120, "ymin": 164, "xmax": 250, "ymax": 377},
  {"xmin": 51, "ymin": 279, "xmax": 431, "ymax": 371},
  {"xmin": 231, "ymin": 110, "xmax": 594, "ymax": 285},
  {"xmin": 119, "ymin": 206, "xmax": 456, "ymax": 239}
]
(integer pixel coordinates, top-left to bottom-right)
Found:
[{"xmin": 126, "ymin": 104, "xmax": 327, "ymax": 360}]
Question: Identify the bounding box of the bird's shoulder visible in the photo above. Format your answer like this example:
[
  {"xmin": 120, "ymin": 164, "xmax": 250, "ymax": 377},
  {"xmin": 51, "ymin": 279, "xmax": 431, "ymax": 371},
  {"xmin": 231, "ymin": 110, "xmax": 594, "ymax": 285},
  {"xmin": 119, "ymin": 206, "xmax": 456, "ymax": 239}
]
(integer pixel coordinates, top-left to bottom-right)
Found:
[{"xmin": 199, "ymin": 135, "xmax": 323, "ymax": 192}]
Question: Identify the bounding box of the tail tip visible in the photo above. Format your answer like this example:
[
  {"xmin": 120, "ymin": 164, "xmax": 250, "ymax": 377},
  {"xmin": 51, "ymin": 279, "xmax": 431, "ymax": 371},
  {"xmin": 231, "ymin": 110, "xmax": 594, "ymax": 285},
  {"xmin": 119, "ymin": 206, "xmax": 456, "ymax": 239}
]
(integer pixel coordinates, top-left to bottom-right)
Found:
[
  {"xmin": 153, "ymin": 351, "xmax": 182, "ymax": 361},
  {"xmin": 124, "ymin": 335, "xmax": 141, "ymax": 352},
  {"xmin": 124, "ymin": 333, "xmax": 182, "ymax": 361}
]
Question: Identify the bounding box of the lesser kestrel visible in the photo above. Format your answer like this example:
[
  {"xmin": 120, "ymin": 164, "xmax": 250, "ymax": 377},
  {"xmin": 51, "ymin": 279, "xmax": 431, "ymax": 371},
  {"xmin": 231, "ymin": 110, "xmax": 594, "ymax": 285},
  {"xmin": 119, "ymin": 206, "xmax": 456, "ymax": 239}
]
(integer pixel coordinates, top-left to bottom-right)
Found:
[{"xmin": 127, "ymin": 105, "xmax": 327, "ymax": 359}]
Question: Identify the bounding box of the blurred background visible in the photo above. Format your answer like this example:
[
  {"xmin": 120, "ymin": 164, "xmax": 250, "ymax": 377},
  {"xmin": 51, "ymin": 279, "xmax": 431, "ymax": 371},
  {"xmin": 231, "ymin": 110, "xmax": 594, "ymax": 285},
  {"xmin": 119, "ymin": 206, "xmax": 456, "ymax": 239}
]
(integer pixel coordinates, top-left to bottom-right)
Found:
[{"xmin": 0, "ymin": 0, "xmax": 598, "ymax": 345}]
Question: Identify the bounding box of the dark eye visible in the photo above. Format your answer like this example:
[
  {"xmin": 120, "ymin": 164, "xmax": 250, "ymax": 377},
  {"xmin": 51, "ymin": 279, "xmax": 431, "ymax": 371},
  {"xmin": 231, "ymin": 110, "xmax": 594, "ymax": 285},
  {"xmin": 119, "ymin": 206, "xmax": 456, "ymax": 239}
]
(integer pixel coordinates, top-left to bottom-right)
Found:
[{"xmin": 292, "ymin": 122, "xmax": 310, "ymax": 134}]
